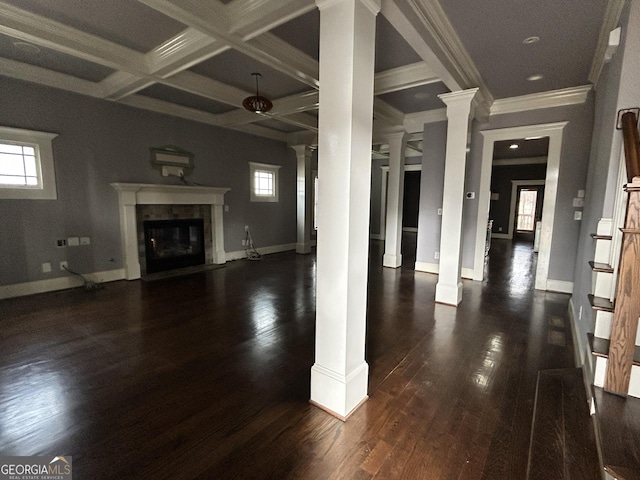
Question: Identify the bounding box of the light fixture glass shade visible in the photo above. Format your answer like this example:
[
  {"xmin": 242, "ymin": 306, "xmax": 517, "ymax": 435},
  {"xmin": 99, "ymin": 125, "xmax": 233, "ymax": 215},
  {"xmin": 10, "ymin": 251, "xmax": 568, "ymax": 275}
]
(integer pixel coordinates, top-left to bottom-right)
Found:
[
  {"xmin": 243, "ymin": 73, "xmax": 273, "ymax": 113},
  {"xmin": 243, "ymin": 95, "xmax": 273, "ymax": 113}
]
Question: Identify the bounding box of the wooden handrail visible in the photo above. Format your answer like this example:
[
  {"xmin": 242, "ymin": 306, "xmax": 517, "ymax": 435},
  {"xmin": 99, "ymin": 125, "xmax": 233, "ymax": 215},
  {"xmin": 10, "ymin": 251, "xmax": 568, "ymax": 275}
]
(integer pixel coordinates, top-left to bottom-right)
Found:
[{"xmin": 621, "ymin": 111, "xmax": 640, "ymax": 182}]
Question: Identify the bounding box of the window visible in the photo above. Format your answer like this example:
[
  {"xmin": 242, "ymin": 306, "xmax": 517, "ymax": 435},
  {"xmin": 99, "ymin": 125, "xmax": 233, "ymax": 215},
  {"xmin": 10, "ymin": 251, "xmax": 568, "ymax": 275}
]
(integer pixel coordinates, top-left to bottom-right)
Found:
[
  {"xmin": 0, "ymin": 126, "xmax": 58, "ymax": 200},
  {"xmin": 249, "ymin": 162, "xmax": 281, "ymax": 202}
]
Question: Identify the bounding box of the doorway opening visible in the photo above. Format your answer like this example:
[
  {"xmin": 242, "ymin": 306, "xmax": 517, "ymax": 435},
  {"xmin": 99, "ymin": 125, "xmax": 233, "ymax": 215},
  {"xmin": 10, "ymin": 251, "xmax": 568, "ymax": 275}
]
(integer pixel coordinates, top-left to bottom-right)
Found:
[{"xmin": 476, "ymin": 122, "xmax": 567, "ymax": 291}]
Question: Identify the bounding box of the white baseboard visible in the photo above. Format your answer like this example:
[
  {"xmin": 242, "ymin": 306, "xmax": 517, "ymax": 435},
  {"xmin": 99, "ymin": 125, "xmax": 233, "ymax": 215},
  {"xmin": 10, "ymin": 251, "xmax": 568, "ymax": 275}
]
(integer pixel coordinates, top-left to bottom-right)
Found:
[
  {"xmin": 402, "ymin": 227, "xmax": 418, "ymax": 233},
  {"xmin": 226, "ymin": 243, "xmax": 296, "ymax": 262},
  {"xmin": 546, "ymin": 279, "xmax": 573, "ymax": 293},
  {"xmin": 415, "ymin": 261, "xmax": 438, "ymax": 274},
  {"xmin": 0, "ymin": 268, "xmax": 126, "ymax": 300},
  {"xmin": 414, "ymin": 262, "xmax": 474, "ymax": 279},
  {"xmin": 370, "ymin": 234, "xmax": 383, "ymax": 240},
  {"xmin": 491, "ymin": 233, "xmax": 511, "ymax": 239}
]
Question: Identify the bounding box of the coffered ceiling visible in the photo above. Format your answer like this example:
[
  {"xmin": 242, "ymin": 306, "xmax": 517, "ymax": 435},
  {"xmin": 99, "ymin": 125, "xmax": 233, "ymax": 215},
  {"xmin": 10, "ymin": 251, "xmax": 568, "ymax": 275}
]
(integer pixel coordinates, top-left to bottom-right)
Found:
[{"xmin": 0, "ymin": 0, "xmax": 623, "ymax": 149}]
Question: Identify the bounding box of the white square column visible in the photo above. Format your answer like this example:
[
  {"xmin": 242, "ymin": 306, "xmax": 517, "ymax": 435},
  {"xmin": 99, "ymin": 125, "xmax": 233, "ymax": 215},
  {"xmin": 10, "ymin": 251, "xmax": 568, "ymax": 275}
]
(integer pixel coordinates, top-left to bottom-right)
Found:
[
  {"xmin": 292, "ymin": 145, "xmax": 313, "ymax": 254},
  {"xmin": 383, "ymin": 132, "xmax": 408, "ymax": 268},
  {"xmin": 434, "ymin": 88, "xmax": 479, "ymax": 306},
  {"xmin": 311, "ymin": 0, "xmax": 380, "ymax": 420}
]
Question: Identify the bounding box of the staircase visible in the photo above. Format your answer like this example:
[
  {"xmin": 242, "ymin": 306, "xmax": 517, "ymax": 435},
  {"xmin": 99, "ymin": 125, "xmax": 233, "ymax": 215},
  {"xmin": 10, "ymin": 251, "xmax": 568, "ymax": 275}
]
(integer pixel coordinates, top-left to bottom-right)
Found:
[{"xmin": 588, "ymin": 110, "xmax": 640, "ymax": 479}]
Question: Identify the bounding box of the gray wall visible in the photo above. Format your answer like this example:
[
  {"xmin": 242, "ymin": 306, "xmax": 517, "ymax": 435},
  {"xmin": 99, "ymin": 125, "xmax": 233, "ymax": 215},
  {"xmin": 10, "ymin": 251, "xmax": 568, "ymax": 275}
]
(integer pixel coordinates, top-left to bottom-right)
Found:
[
  {"xmin": 571, "ymin": 1, "xmax": 636, "ymax": 362},
  {"xmin": 416, "ymin": 121, "xmax": 447, "ymax": 265},
  {"xmin": 414, "ymin": 101, "xmax": 594, "ymax": 281},
  {"xmin": 464, "ymin": 102, "xmax": 594, "ymax": 280},
  {"xmin": 490, "ymin": 163, "xmax": 547, "ymax": 234},
  {"xmin": 0, "ymin": 78, "xmax": 297, "ymax": 286}
]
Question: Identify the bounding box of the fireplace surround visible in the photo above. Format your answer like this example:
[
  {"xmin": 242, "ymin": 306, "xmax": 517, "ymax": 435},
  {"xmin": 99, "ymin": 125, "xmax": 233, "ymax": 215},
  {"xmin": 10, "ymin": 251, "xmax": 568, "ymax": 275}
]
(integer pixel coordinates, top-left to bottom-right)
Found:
[{"xmin": 111, "ymin": 183, "xmax": 230, "ymax": 280}]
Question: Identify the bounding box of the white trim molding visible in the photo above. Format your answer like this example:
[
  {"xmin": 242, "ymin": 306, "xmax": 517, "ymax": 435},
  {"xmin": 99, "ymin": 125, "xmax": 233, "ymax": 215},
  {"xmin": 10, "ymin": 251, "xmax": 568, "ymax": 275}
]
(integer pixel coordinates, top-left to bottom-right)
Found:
[
  {"xmin": 546, "ymin": 279, "xmax": 573, "ymax": 294},
  {"xmin": 111, "ymin": 183, "xmax": 230, "ymax": 280},
  {"xmin": 475, "ymin": 122, "xmax": 568, "ymax": 291},
  {"xmin": 0, "ymin": 268, "xmax": 125, "ymax": 300},
  {"xmin": 490, "ymin": 85, "xmax": 592, "ymax": 116}
]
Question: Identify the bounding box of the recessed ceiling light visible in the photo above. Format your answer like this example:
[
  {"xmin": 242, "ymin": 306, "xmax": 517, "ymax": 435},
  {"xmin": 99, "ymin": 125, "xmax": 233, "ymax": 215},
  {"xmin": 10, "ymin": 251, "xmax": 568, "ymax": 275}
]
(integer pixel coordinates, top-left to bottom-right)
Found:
[
  {"xmin": 13, "ymin": 41, "xmax": 40, "ymax": 54},
  {"xmin": 527, "ymin": 74, "xmax": 544, "ymax": 81},
  {"xmin": 523, "ymin": 36, "xmax": 540, "ymax": 44},
  {"xmin": 509, "ymin": 143, "xmax": 519, "ymax": 150}
]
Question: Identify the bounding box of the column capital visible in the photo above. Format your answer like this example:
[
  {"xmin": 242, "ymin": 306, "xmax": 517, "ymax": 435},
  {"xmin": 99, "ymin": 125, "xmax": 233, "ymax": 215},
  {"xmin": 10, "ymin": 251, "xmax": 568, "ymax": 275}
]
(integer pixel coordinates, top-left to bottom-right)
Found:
[
  {"xmin": 290, "ymin": 144, "xmax": 314, "ymax": 159},
  {"xmin": 316, "ymin": 0, "xmax": 381, "ymax": 15},
  {"xmin": 438, "ymin": 87, "xmax": 480, "ymax": 108}
]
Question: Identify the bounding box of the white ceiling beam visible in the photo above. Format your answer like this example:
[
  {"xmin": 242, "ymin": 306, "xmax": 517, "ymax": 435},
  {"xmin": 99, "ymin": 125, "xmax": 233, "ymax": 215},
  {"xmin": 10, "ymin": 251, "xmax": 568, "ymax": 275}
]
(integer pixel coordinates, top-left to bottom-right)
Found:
[
  {"xmin": 0, "ymin": 58, "xmax": 103, "ymax": 97},
  {"xmin": 374, "ymin": 62, "xmax": 439, "ymax": 95},
  {"xmin": 228, "ymin": 0, "xmax": 317, "ymax": 39},
  {"xmin": 101, "ymin": 72, "xmax": 157, "ymax": 100},
  {"xmin": 162, "ymin": 71, "xmax": 250, "ymax": 107},
  {"xmin": 148, "ymin": 28, "xmax": 228, "ymax": 78},
  {"xmin": 0, "ymin": 2, "xmax": 146, "ymax": 75},
  {"xmin": 373, "ymin": 98, "xmax": 405, "ymax": 126},
  {"xmin": 381, "ymin": 0, "xmax": 461, "ymax": 92},
  {"xmin": 139, "ymin": 0, "xmax": 319, "ymax": 88},
  {"xmin": 267, "ymin": 112, "xmax": 318, "ymax": 131}
]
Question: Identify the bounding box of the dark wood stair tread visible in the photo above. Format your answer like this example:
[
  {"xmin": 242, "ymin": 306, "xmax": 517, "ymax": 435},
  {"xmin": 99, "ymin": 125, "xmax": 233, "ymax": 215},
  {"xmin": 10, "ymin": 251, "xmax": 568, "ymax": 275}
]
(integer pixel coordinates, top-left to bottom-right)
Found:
[
  {"xmin": 527, "ymin": 368, "xmax": 600, "ymax": 480},
  {"xmin": 593, "ymin": 387, "xmax": 640, "ymax": 480},
  {"xmin": 589, "ymin": 260, "xmax": 614, "ymax": 273},
  {"xmin": 589, "ymin": 294, "xmax": 614, "ymax": 313},
  {"xmin": 588, "ymin": 333, "xmax": 640, "ymax": 365},
  {"xmin": 591, "ymin": 233, "xmax": 613, "ymax": 240}
]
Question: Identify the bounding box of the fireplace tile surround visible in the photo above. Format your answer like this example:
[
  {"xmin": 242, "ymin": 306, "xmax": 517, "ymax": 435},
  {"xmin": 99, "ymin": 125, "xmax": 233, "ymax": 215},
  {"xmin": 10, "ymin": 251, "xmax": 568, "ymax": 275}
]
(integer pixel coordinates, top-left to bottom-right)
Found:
[{"xmin": 111, "ymin": 183, "xmax": 230, "ymax": 280}]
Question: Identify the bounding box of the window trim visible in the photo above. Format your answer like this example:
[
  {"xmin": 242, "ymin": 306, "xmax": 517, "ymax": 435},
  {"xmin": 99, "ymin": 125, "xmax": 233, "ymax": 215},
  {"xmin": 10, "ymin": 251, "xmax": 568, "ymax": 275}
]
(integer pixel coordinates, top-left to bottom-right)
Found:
[
  {"xmin": 249, "ymin": 161, "xmax": 281, "ymax": 203},
  {"xmin": 0, "ymin": 126, "xmax": 58, "ymax": 200}
]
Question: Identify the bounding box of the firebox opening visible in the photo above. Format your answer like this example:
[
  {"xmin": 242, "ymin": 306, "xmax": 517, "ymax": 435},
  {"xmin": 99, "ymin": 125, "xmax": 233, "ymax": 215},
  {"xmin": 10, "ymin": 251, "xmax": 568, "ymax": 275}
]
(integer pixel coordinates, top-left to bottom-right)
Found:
[{"xmin": 143, "ymin": 218, "xmax": 205, "ymax": 274}]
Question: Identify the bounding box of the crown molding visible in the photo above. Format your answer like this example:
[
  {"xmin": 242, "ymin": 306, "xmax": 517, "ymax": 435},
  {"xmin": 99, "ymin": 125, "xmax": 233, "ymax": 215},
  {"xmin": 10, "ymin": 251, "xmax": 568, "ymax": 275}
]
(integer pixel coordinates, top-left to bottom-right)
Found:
[
  {"xmin": 588, "ymin": 0, "xmax": 626, "ymax": 86},
  {"xmin": 374, "ymin": 61, "xmax": 439, "ymax": 95},
  {"xmin": 490, "ymin": 85, "xmax": 593, "ymax": 116}
]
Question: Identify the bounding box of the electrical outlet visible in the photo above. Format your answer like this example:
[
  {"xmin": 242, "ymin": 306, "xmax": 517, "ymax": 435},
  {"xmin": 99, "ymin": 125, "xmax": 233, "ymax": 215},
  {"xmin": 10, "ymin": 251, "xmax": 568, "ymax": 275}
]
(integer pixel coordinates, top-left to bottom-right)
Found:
[
  {"xmin": 80, "ymin": 236, "xmax": 90, "ymax": 245},
  {"xmin": 434, "ymin": 251, "xmax": 440, "ymax": 260},
  {"xmin": 60, "ymin": 261, "xmax": 68, "ymax": 271},
  {"xmin": 244, "ymin": 225, "xmax": 249, "ymax": 232},
  {"xmin": 437, "ymin": 208, "xmax": 442, "ymax": 215},
  {"xmin": 42, "ymin": 262, "xmax": 51, "ymax": 273},
  {"xmin": 67, "ymin": 237, "xmax": 80, "ymax": 247}
]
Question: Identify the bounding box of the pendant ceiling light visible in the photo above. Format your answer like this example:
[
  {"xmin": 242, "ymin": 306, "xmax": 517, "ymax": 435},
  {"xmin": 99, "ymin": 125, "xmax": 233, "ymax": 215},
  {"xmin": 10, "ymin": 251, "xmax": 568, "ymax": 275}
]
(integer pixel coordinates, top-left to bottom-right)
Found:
[{"xmin": 243, "ymin": 73, "xmax": 273, "ymax": 114}]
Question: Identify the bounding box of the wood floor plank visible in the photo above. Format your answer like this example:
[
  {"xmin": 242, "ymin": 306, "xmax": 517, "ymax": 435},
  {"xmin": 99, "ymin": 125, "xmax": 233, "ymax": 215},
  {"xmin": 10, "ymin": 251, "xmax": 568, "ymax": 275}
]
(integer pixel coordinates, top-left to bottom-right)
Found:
[{"xmin": 0, "ymin": 238, "xmax": 596, "ymax": 479}]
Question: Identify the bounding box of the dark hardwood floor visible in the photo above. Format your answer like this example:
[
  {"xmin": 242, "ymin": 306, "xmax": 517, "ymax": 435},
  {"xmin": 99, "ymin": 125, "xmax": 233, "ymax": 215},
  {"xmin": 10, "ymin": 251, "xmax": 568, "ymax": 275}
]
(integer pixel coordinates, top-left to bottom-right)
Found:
[{"xmin": 0, "ymin": 237, "xmax": 597, "ymax": 479}]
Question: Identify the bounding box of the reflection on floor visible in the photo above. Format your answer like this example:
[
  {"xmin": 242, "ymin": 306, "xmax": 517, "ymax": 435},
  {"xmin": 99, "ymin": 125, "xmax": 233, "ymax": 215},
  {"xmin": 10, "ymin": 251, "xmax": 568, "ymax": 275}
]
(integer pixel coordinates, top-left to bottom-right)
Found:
[{"xmin": 0, "ymin": 237, "xmax": 598, "ymax": 479}]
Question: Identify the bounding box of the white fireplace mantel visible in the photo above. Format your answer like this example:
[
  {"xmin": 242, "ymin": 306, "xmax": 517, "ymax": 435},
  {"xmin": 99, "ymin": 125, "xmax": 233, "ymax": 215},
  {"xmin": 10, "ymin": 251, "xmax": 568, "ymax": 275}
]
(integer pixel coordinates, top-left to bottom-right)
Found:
[{"xmin": 111, "ymin": 183, "xmax": 230, "ymax": 280}]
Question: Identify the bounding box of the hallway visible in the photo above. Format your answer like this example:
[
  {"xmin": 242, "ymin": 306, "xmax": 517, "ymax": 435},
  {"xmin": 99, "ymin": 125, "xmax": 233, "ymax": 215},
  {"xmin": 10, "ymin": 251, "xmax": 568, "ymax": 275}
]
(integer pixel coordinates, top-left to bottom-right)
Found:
[{"xmin": 0, "ymin": 240, "xmax": 596, "ymax": 479}]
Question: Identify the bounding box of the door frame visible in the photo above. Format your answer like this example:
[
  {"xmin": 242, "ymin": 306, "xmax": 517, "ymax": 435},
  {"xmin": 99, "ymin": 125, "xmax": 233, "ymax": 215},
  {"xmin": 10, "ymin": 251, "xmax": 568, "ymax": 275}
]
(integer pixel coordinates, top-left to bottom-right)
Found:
[{"xmin": 474, "ymin": 122, "xmax": 567, "ymax": 290}]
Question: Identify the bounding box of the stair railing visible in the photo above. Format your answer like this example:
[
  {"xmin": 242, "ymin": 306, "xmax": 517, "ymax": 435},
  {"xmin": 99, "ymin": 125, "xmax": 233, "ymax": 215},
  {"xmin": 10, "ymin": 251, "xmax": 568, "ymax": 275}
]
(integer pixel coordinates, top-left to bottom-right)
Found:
[{"xmin": 604, "ymin": 109, "xmax": 640, "ymax": 396}]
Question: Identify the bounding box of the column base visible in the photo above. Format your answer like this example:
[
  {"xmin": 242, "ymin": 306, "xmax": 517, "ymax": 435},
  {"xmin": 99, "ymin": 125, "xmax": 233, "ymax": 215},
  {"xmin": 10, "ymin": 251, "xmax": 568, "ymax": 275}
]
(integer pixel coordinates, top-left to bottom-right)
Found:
[
  {"xmin": 296, "ymin": 242, "xmax": 312, "ymax": 254},
  {"xmin": 435, "ymin": 281, "xmax": 463, "ymax": 306},
  {"xmin": 310, "ymin": 361, "xmax": 369, "ymax": 420},
  {"xmin": 382, "ymin": 253, "xmax": 402, "ymax": 268}
]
